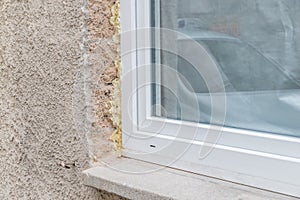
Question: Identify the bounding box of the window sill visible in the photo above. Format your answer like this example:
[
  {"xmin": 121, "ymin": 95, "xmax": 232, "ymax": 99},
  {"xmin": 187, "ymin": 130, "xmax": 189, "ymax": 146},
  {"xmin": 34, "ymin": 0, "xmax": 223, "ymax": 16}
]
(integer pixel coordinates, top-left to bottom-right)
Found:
[{"xmin": 83, "ymin": 158, "xmax": 298, "ymax": 200}]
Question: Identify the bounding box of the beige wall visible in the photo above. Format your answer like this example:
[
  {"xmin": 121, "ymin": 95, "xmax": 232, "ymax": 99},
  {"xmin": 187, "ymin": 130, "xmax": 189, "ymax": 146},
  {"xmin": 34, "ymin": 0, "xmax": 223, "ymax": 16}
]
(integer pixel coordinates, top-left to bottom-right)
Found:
[{"xmin": 0, "ymin": 0, "xmax": 121, "ymax": 199}]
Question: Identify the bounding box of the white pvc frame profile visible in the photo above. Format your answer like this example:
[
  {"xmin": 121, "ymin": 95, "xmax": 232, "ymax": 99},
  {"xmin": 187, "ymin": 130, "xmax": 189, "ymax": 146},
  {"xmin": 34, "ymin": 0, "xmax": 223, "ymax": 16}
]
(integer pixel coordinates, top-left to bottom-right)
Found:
[{"xmin": 120, "ymin": 0, "xmax": 300, "ymax": 197}]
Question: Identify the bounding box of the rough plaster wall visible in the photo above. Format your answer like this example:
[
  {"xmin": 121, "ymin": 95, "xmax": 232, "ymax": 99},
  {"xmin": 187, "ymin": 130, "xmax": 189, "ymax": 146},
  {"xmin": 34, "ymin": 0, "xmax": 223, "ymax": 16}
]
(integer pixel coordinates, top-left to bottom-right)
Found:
[
  {"xmin": 87, "ymin": 0, "xmax": 120, "ymax": 161},
  {"xmin": 0, "ymin": 0, "xmax": 123, "ymax": 199}
]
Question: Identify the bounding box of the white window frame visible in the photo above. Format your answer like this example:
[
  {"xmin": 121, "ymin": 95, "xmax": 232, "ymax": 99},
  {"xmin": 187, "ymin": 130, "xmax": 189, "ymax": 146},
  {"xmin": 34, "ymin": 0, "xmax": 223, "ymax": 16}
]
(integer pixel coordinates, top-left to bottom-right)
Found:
[{"xmin": 120, "ymin": 0, "xmax": 300, "ymax": 197}]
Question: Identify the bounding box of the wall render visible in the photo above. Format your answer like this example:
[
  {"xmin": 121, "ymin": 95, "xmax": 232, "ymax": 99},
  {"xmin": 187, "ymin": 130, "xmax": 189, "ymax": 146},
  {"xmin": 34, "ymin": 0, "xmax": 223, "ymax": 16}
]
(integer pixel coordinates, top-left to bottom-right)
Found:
[{"xmin": 0, "ymin": 0, "xmax": 122, "ymax": 199}]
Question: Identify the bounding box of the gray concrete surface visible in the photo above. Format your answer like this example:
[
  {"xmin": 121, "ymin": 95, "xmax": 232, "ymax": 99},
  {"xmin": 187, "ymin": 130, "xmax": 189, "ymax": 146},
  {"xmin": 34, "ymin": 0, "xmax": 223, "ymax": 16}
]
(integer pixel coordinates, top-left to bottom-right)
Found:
[
  {"xmin": 0, "ymin": 0, "xmax": 121, "ymax": 199},
  {"xmin": 84, "ymin": 158, "xmax": 300, "ymax": 200}
]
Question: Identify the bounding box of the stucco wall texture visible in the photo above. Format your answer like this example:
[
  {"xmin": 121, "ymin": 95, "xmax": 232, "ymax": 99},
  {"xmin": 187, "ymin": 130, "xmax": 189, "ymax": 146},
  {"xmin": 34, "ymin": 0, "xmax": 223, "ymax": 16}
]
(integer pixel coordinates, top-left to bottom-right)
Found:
[{"xmin": 0, "ymin": 0, "xmax": 123, "ymax": 199}]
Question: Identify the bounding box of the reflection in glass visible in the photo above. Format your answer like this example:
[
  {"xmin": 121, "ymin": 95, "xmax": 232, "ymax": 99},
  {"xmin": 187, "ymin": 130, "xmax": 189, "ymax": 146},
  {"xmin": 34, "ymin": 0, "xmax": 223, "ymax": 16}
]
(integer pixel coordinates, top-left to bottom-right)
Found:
[{"xmin": 152, "ymin": 0, "xmax": 300, "ymax": 137}]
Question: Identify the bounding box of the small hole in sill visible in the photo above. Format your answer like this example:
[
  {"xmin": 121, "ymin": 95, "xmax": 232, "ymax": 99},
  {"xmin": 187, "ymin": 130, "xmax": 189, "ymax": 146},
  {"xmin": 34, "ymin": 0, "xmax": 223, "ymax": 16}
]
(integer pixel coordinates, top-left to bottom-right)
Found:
[{"xmin": 150, "ymin": 145, "xmax": 156, "ymax": 148}]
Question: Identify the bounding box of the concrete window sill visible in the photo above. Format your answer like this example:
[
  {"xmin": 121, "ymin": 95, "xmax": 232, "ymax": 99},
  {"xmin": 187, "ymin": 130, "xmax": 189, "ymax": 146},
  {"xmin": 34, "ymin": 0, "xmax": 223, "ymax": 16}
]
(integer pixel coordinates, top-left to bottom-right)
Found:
[{"xmin": 83, "ymin": 158, "xmax": 298, "ymax": 200}]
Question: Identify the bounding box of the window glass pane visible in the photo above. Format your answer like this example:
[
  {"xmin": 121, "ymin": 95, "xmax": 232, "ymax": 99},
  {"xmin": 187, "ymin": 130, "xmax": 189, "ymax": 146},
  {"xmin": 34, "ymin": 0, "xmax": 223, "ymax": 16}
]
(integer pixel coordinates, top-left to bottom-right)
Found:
[{"xmin": 152, "ymin": 0, "xmax": 300, "ymax": 137}]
